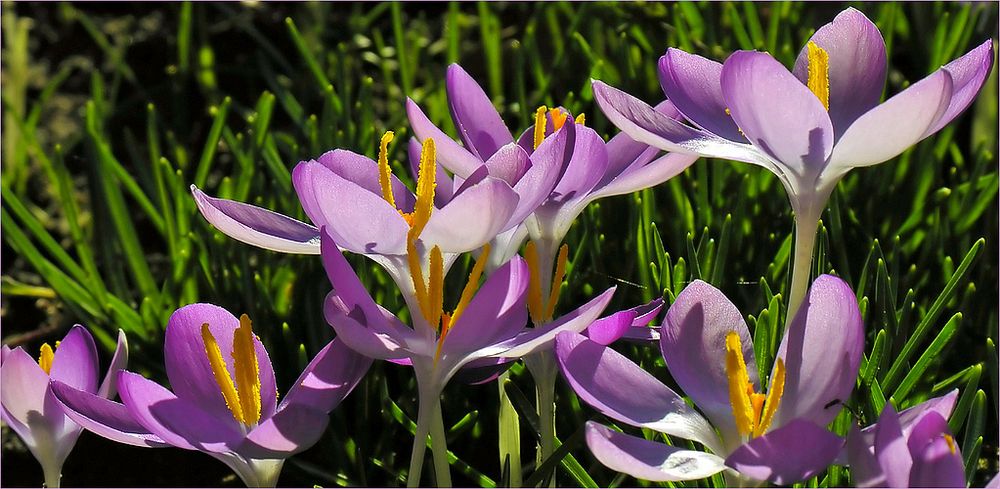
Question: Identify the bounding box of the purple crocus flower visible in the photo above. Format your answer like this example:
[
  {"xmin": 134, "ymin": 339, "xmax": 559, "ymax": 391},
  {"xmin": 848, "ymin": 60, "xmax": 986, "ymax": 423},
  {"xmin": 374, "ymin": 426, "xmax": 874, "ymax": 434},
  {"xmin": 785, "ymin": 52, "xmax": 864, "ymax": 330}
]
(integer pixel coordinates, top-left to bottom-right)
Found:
[
  {"xmin": 555, "ymin": 275, "xmax": 863, "ymax": 484},
  {"xmin": 407, "ymin": 63, "xmax": 698, "ymax": 267},
  {"xmin": 319, "ymin": 228, "xmax": 629, "ymax": 487},
  {"xmin": 592, "ymin": 7, "xmax": 994, "ymax": 319},
  {"xmin": 50, "ymin": 304, "xmax": 371, "ymax": 487},
  {"xmin": 847, "ymin": 397, "xmax": 965, "ymax": 487},
  {"xmin": 1, "ymin": 326, "xmax": 127, "ymax": 488}
]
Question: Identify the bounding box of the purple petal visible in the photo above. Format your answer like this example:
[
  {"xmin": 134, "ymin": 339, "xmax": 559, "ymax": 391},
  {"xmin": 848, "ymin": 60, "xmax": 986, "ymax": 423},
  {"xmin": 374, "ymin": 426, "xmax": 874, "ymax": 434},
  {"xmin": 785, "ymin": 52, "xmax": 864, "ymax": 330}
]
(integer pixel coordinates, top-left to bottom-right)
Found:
[
  {"xmin": 407, "ymin": 98, "xmax": 484, "ymax": 178},
  {"xmin": 315, "ymin": 149, "xmax": 416, "ymax": 213},
  {"xmin": 118, "ymin": 371, "xmax": 244, "ymax": 453},
  {"xmin": 791, "ymin": 7, "xmax": 888, "ymax": 138},
  {"xmin": 546, "ymin": 125, "xmax": 609, "ymax": 205},
  {"xmin": 163, "ymin": 304, "xmax": 278, "ymax": 427},
  {"xmin": 483, "ymin": 143, "xmax": 530, "ymax": 186},
  {"xmin": 598, "ymin": 100, "xmax": 681, "ymax": 185},
  {"xmin": 450, "ymin": 357, "xmax": 514, "ymax": 385},
  {"xmin": 479, "ymin": 286, "xmax": 617, "ymax": 359},
  {"xmin": 906, "ymin": 413, "xmax": 966, "ymax": 488},
  {"xmin": 585, "ymin": 422, "xmax": 726, "ymax": 482},
  {"xmin": 280, "ymin": 338, "xmax": 372, "ymax": 413},
  {"xmin": 592, "ymin": 152, "xmax": 697, "ymax": 200},
  {"xmin": 661, "ymin": 280, "xmax": 758, "ymax": 440},
  {"xmin": 98, "ymin": 329, "xmax": 129, "ymax": 399},
  {"xmin": 239, "ymin": 404, "xmax": 330, "ymax": 459},
  {"xmin": 191, "ymin": 186, "xmax": 320, "ymax": 254},
  {"xmin": 324, "ymin": 294, "xmax": 416, "ymax": 360},
  {"xmin": 585, "ymin": 297, "xmax": 664, "ymax": 344},
  {"xmin": 860, "ymin": 390, "xmax": 959, "ymax": 442},
  {"xmin": 873, "ymin": 404, "xmax": 912, "ymax": 488},
  {"xmin": 420, "ymin": 176, "xmax": 519, "ymax": 253},
  {"xmin": 846, "ymin": 425, "xmax": 887, "ymax": 488},
  {"xmin": 1, "ymin": 344, "xmax": 11, "ymax": 364},
  {"xmin": 828, "ymin": 70, "xmax": 953, "ymax": 169},
  {"xmin": 592, "ymin": 81, "xmax": 766, "ymax": 165},
  {"xmin": 659, "ymin": 48, "xmax": 746, "ymax": 142},
  {"xmin": 1, "ymin": 347, "xmax": 57, "ymax": 429},
  {"xmin": 774, "ymin": 275, "xmax": 863, "ymax": 428},
  {"xmin": 724, "ymin": 419, "xmax": 843, "ymax": 485},
  {"xmin": 442, "ymin": 256, "xmax": 529, "ymax": 355},
  {"xmin": 50, "ymin": 380, "xmax": 167, "ymax": 448},
  {"xmin": 720, "ymin": 51, "xmax": 834, "ymax": 173},
  {"xmin": 446, "ymin": 64, "xmax": 514, "ymax": 159},
  {"xmin": 556, "ymin": 332, "xmax": 721, "ymax": 452},
  {"xmin": 928, "ymin": 39, "xmax": 994, "ymax": 135},
  {"xmin": 292, "ymin": 160, "xmax": 409, "ymax": 255},
  {"xmin": 50, "ymin": 325, "xmax": 99, "ymax": 393},
  {"xmin": 495, "ymin": 143, "xmax": 562, "ymax": 228}
]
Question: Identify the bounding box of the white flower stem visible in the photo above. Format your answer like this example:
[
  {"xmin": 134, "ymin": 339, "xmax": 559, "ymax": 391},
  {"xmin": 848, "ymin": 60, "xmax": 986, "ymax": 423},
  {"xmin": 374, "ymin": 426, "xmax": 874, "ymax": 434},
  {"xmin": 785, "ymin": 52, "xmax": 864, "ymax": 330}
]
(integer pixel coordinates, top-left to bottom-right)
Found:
[
  {"xmin": 409, "ymin": 373, "xmax": 451, "ymax": 488},
  {"xmin": 786, "ymin": 209, "xmax": 821, "ymax": 327},
  {"xmin": 42, "ymin": 463, "xmax": 61, "ymax": 488},
  {"xmin": 407, "ymin": 402, "xmax": 433, "ymax": 488},
  {"xmin": 497, "ymin": 372, "xmax": 523, "ymax": 487},
  {"xmin": 428, "ymin": 397, "xmax": 452, "ymax": 488},
  {"xmin": 536, "ymin": 362, "xmax": 557, "ymax": 488}
]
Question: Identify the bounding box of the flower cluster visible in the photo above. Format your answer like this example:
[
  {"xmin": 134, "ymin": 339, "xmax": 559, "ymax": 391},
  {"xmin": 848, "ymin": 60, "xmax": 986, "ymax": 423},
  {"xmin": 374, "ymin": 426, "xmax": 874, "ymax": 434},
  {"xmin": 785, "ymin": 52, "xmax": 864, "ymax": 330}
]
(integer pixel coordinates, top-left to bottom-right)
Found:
[{"xmin": 2, "ymin": 6, "xmax": 992, "ymax": 489}]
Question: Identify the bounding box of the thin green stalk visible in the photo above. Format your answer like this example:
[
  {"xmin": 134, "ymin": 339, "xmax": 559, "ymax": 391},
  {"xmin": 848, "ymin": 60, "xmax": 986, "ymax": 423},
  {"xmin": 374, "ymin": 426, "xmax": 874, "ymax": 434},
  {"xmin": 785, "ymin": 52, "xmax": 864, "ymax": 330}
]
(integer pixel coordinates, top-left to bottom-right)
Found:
[
  {"xmin": 429, "ymin": 396, "xmax": 453, "ymax": 488},
  {"xmin": 497, "ymin": 372, "xmax": 522, "ymax": 487},
  {"xmin": 407, "ymin": 398, "xmax": 433, "ymax": 488},
  {"xmin": 786, "ymin": 209, "xmax": 820, "ymax": 326},
  {"xmin": 535, "ymin": 358, "xmax": 557, "ymax": 488}
]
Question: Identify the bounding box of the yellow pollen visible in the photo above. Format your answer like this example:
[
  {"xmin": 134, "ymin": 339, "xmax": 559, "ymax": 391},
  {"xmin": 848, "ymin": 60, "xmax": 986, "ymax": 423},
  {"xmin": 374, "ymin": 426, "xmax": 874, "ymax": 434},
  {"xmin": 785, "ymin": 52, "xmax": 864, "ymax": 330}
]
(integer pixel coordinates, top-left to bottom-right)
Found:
[
  {"xmin": 233, "ymin": 314, "xmax": 262, "ymax": 426},
  {"xmin": 725, "ymin": 331, "xmax": 756, "ymax": 437},
  {"xmin": 549, "ymin": 109, "xmax": 569, "ymax": 131},
  {"xmin": 575, "ymin": 113, "xmax": 586, "ymax": 125},
  {"xmin": 426, "ymin": 246, "xmax": 445, "ymax": 329},
  {"xmin": 377, "ymin": 131, "xmax": 397, "ymax": 208},
  {"xmin": 533, "ymin": 106, "xmax": 548, "ymax": 150},
  {"xmin": 38, "ymin": 343, "xmax": 55, "ymax": 375},
  {"xmin": 725, "ymin": 107, "xmax": 731, "ymax": 116},
  {"xmin": 524, "ymin": 242, "xmax": 545, "ymax": 324},
  {"xmin": 407, "ymin": 138, "xmax": 437, "ymax": 242},
  {"xmin": 754, "ymin": 358, "xmax": 785, "ymax": 437},
  {"xmin": 806, "ymin": 41, "xmax": 830, "ymax": 111},
  {"xmin": 544, "ymin": 244, "xmax": 569, "ymax": 320},
  {"xmin": 202, "ymin": 323, "xmax": 245, "ymax": 424},
  {"xmin": 408, "ymin": 239, "xmax": 429, "ymax": 319},
  {"xmin": 944, "ymin": 434, "xmax": 957, "ymax": 454}
]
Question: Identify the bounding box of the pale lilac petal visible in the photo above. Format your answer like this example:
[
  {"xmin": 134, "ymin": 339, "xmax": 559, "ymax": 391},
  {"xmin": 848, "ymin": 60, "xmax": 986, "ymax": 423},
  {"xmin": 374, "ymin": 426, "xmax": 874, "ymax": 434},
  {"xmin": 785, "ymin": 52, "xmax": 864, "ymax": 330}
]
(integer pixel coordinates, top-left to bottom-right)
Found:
[
  {"xmin": 446, "ymin": 64, "xmax": 514, "ymax": 159},
  {"xmin": 721, "ymin": 51, "xmax": 834, "ymax": 173},
  {"xmin": 774, "ymin": 275, "xmax": 863, "ymax": 428},
  {"xmin": 98, "ymin": 329, "xmax": 129, "ymax": 399},
  {"xmin": 859, "ymin": 390, "xmax": 959, "ymax": 442},
  {"xmin": 659, "ymin": 48, "xmax": 746, "ymax": 141},
  {"xmin": 163, "ymin": 304, "xmax": 278, "ymax": 427},
  {"xmin": 292, "ymin": 160, "xmax": 409, "ymax": 255},
  {"xmin": 1, "ymin": 348, "xmax": 56, "ymax": 428},
  {"xmin": 191, "ymin": 186, "xmax": 321, "ymax": 254},
  {"xmin": 873, "ymin": 404, "xmax": 911, "ymax": 488},
  {"xmin": 909, "ymin": 436, "xmax": 966, "ymax": 487},
  {"xmin": 407, "ymin": 98, "xmax": 484, "ymax": 178},
  {"xmin": 556, "ymin": 332, "xmax": 721, "ymax": 452},
  {"xmin": 498, "ymin": 142, "xmax": 562, "ymax": 227},
  {"xmin": 315, "ymin": 149, "xmax": 416, "ymax": 213},
  {"xmin": 1, "ymin": 344, "xmax": 10, "ymax": 364},
  {"xmin": 592, "ymin": 81, "xmax": 767, "ymax": 166},
  {"xmin": 585, "ymin": 422, "xmax": 726, "ymax": 482},
  {"xmin": 592, "ymin": 152, "xmax": 697, "ymax": 199},
  {"xmin": 50, "ymin": 380, "xmax": 167, "ymax": 448},
  {"xmin": 846, "ymin": 425, "xmax": 887, "ymax": 488},
  {"xmin": 928, "ymin": 39, "xmax": 994, "ymax": 135},
  {"xmin": 483, "ymin": 143, "xmax": 530, "ymax": 186},
  {"xmin": 724, "ymin": 419, "xmax": 843, "ymax": 485},
  {"xmin": 584, "ymin": 297, "xmax": 664, "ymax": 346},
  {"xmin": 661, "ymin": 280, "xmax": 758, "ymax": 439},
  {"xmin": 420, "ymin": 176, "xmax": 520, "ymax": 253},
  {"xmin": 239, "ymin": 404, "xmax": 330, "ymax": 458},
  {"xmin": 990, "ymin": 473, "xmax": 1000, "ymax": 488},
  {"xmin": 50, "ymin": 325, "xmax": 99, "ymax": 393},
  {"xmin": 792, "ymin": 7, "xmax": 887, "ymax": 138},
  {"xmin": 280, "ymin": 338, "xmax": 371, "ymax": 413},
  {"xmin": 323, "ymin": 295, "xmax": 416, "ymax": 360},
  {"xmin": 828, "ymin": 70, "xmax": 953, "ymax": 170},
  {"xmin": 547, "ymin": 125, "xmax": 608, "ymax": 204},
  {"xmin": 118, "ymin": 371, "xmax": 244, "ymax": 452},
  {"xmin": 320, "ymin": 229, "xmax": 393, "ymax": 326},
  {"xmin": 479, "ymin": 286, "xmax": 617, "ymax": 359},
  {"xmin": 442, "ymin": 257, "xmax": 529, "ymax": 355},
  {"xmin": 451, "ymin": 357, "xmax": 513, "ymax": 385}
]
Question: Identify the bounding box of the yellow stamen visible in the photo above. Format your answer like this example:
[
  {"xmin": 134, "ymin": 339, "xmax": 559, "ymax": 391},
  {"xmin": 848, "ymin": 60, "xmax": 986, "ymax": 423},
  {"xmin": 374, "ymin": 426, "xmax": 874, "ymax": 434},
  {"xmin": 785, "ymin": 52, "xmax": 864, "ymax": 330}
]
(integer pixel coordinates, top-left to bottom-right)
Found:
[
  {"xmin": 407, "ymin": 138, "xmax": 437, "ymax": 241},
  {"xmin": 450, "ymin": 243, "xmax": 491, "ymax": 326},
  {"xmin": 408, "ymin": 240, "xmax": 429, "ymax": 319},
  {"xmin": 524, "ymin": 241, "xmax": 545, "ymax": 324},
  {"xmin": 754, "ymin": 359, "xmax": 785, "ymax": 437},
  {"xmin": 544, "ymin": 244, "xmax": 569, "ymax": 319},
  {"xmin": 202, "ymin": 323, "xmax": 245, "ymax": 424},
  {"xmin": 533, "ymin": 106, "xmax": 548, "ymax": 150},
  {"xmin": 377, "ymin": 131, "xmax": 397, "ymax": 207},
  {"xmin": 724, "ymin": 107, "xmax": 731, "ymax": 116},
  {"xmin": 549, "ymin": 109, "xmax": 569, "ymax": 131},
  {"xmin": 575, "ymin": 113, "xmax": 586, "ymax": 125},
  {"xmin": 944, "ymin": 434, "xmax": 957, "ymax": 454},
  {"xmin": 38, "ymin": 343, "xmax": 55, "ymax": 375},
  {"xmin": 806, "ymin": 41, "xmax": 830, "ymax": 111},
  {"xmin": 426, "ymin": 246, "xmax": 445, "ymax": 329},
  {"xmin": 233, "ymin": 314, "xmax": 262, "ymax": 426},
  {"xmin": 725, "ymin": 331, "xmax": 755, "ymax": 437}
]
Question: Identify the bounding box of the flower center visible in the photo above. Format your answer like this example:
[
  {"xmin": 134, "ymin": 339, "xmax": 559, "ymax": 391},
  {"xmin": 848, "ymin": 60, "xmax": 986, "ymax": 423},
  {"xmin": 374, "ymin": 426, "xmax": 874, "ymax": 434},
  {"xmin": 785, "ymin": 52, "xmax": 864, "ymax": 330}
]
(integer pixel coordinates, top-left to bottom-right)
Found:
[
  {"xmin": 806, "ymin": 41, "xmax": 830, "ymax": 111},
  {"xmin": 38, "ymin": 342, "xmax": 56, "ymax": 375},
  {"xmin": 524, "ymin": 241, "xmax": 569, "ymax": 324},
  {"xmin": 203, "ymin": 314, "xmax": 262, "ymax": 427},
  {"xmin": 532, "ymin": 105, "xmax": 586, "ymax": 150},
  {"xmin": 724, "ymin": 331, "xmax": 785, "ymax": 438}
]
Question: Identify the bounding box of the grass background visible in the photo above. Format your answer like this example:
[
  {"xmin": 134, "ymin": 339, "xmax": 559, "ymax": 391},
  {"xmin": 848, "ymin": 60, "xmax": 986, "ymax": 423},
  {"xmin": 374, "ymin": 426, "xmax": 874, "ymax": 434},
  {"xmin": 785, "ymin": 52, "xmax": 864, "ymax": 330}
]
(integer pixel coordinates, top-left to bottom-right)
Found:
[{"xmin": 1, "ymin": 2, "xmax": 998, "ymax": 487}]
